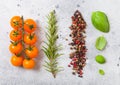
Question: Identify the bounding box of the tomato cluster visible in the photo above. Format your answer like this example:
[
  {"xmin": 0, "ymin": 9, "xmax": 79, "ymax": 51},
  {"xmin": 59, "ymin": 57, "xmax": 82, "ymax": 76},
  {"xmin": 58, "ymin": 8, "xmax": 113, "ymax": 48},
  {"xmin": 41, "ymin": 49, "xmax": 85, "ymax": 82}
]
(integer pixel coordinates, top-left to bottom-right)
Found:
[{"xmin": 9, "ymin": 16, "xmax": 38, "ymax": 69}]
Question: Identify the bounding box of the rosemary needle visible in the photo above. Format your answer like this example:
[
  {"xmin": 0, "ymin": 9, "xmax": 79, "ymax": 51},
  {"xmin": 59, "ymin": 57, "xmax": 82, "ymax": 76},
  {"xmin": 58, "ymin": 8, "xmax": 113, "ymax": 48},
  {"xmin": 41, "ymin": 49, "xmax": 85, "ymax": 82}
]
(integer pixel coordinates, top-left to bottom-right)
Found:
[{"xmin": 42, "ymin": 10, "xmax": 62, "ymax": 78}]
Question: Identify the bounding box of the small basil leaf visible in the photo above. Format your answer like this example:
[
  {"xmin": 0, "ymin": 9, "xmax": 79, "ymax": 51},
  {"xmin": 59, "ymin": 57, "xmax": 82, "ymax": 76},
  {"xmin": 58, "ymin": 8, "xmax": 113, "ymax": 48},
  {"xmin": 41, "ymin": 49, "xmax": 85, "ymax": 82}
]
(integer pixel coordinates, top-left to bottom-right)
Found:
[
  {"xmin": 99, "ymin": 69, "xmax": 105, "ymax": 75},
  {"xmin": 91, "ymin": 11, "xmax": 110, "ymax": 33},
  {"xmin": 95, "ymin": 36, "xmax": 107, "ymax": 50},
  {"xmin": 95, "ymin": 55, "xmax": 106, "ymax": 64}
]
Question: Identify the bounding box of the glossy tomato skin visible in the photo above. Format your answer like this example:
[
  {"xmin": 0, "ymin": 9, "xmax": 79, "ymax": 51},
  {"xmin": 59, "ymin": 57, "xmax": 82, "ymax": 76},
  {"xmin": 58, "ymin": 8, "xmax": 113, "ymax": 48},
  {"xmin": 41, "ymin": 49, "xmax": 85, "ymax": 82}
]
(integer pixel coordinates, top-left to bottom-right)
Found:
[
  {"xmin": 10, "ymin": 16, "xmax": 22, "ymax": 30},
  {"xmin": 25, "ymin": 46, "xmax": 38, "ymax": 58},
  {"xmin": 11, "ymin": 55, "xmax": 23, "ymax": 66},
  {"xmin": 9, "ymin": 42, "xmax": 22, "ymax": 54},
  {"xmin": 24, "ymin": 19, "xmax": 37, "ymax": 33},
  {"xmin": 23, "ymin": 59, "xmax": 35, "ymax": 69},
  {"xmin": 24, "ymin": 33, "xmax": 37, "ymax": 45},
  {"xmin": 10, "ymin": 30, "xmax": 22, "ymax": 41}
]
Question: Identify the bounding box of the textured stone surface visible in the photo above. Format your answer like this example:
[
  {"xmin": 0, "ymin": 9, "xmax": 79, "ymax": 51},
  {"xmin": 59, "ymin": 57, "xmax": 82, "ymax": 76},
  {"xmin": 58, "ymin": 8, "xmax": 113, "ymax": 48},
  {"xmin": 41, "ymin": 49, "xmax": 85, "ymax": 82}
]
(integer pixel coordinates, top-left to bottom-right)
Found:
[{"xmin": 0, "ymin": 0, "xmax": 120, "ymax": 85}]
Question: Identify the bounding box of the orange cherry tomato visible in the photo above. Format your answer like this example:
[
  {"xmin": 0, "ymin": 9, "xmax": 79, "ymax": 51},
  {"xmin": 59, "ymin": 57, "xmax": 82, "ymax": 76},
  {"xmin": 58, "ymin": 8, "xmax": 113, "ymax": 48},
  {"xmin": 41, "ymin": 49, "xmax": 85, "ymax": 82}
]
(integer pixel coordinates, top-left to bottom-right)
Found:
[
  {"xmin": 10, "ymin": 16, "xmax": 22, "ymax": 30},
  {"xmin": 24, "ymin": 33, "xmax": 37, "ymax": 45},
  {"xmin": 25, "ymin": 46, "xmax": 38, "ymax": 58},
  {"xmin": 11, "ymin": 55, "xmax": 23, "ymax": 66},
  {"xmin": 24, "ymin": 19, "xmax": 37, "ymax": 33},
  {"xmin": 10, "ymin": 30, "xmax": 22, "ymax": 41},
  {"xmin": 23, "ymin": 59, "xmax": 35, "ymax": 69},
  {"xmin": 9, "ymin": 42, "xmax": 22, "ymax": 54}
]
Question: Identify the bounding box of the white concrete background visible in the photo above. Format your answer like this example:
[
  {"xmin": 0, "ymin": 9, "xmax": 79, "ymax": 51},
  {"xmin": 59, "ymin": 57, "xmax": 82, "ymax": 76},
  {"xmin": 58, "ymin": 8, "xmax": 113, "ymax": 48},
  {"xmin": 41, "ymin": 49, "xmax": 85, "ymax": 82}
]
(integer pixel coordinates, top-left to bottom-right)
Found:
[{"xmin": 0, "ymin": 0, "xmax": 120, "ymax": 85}]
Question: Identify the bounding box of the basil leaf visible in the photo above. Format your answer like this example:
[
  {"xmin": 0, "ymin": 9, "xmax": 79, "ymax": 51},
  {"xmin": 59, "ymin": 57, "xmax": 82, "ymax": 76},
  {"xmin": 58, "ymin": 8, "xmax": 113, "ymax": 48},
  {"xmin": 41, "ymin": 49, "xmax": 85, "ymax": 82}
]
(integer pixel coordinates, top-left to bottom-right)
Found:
[
  {"xmin": 99, "ymin": 69, "xmax": 105, "ymax": 75},
  {"xmin": 91, "ymin": 11, "xmax": 110, "ymax": 33},
  {"xmin": 95, "ymin": 36, "xmax": 107, "ymax": 50},
  {"xmin": 95, "ymin": 55, "xmax": 106, "ymax": 64}
]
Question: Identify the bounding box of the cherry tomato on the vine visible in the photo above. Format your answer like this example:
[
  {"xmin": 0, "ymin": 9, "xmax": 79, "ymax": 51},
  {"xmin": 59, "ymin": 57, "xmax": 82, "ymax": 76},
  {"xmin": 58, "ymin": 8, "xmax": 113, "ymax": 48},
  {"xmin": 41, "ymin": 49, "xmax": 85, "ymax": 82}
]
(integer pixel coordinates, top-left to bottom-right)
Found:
[
  {"xmin": 10, "ymin": 30, "xmax": 22, "ymax": 41},
  {"xmin": 25, "ymin": 46, "xmax": 38, "ymax": 58},
  {"xmin": 24, "ymin": 19, "xmax": 37, "ymax": 33},
  {"xmin": 23, "ymin": 59, "xmax": 35, "ymax": 69},
  {"xmin": 9, "ymin": 42, "xmax": 22, "ymax": 54},
  {"xmin": 24, "ymin": 33, "xmax": 37, "ymax": 45},
  {"xmin": 11, "ymin": 55, "xmax": 24, "ymax": 66},
  {"xmin": 10, "ymin": 16, "xmax": 22, "ymax": 30}
]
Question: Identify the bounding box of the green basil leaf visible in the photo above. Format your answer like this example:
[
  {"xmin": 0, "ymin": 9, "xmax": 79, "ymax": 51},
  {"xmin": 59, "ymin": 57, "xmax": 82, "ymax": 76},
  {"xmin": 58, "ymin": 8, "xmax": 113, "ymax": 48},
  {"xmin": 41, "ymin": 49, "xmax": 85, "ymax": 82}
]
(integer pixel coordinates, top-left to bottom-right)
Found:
[
  {"xmin": 95, "ymin": 55, "xmax": 106, "ymax": 64},
  {"xmin": 99, "ymin": 69, "xmax": 105, "ymax": 75},
  {"xmin": 91, "ymin": 11, "xmax": 110, "ymax": 33},
  {"xmin": 95, "ymin": 36, "xmax": 107, "ymax": 50}
]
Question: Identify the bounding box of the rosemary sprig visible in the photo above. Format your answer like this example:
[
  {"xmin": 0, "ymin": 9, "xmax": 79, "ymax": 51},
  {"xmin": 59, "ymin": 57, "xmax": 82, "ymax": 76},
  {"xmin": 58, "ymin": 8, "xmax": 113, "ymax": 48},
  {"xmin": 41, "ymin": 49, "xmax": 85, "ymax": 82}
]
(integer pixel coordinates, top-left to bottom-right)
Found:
[{"xmin": 42, "ymin": 10, "xmax": 62, "ymax": 78}]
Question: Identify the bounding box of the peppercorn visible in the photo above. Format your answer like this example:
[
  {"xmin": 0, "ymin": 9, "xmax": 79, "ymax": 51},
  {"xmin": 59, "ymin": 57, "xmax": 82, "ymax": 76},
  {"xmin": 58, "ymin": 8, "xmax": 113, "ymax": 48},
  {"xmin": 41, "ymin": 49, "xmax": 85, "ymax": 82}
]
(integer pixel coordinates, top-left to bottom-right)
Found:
[
  {"xmin": 68, "ymin": 64, "xmax": 71, "ymax": 67},
  {"xmin": 68, "ymin": 10, "xmax": 87, "ymax": 77}
]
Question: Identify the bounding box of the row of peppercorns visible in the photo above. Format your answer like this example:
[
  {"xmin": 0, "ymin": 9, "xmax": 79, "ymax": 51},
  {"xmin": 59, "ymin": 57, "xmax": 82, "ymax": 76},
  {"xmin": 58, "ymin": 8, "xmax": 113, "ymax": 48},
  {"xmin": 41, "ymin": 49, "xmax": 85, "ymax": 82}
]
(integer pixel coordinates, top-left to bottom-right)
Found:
[{"xmin": 68, "ymin": 10, "xmax": 87, "ymax": 77}]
